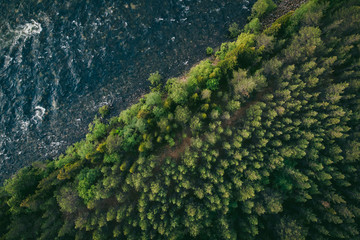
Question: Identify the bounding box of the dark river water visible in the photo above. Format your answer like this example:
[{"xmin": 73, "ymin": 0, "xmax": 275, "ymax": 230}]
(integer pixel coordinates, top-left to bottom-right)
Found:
[{"xmin": 0, "ymin": 0, "xmax": 253, "ymax": 182}]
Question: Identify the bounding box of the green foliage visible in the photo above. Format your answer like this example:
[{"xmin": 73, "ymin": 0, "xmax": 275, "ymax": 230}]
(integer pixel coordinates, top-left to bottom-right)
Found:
[
  {"xmin": 4, "ymin": 167, "xmax": 42, "ymax": 214},
  {"xmin": 175, "ymin": 106, "xmax": 190, "ymax": 124},
  {"xmin": 244, "ymin": 18, "xmax": 262, "ymax": 34},
  {"xmin": 228, "ymin": 22, "xmax": 240, "ymax": 38},
  {"xmin": 0, "ymin": 188, "xmax": 10, "ymax": 238},
  {"xmin": 105, "ymin": 131, "xmax": 122, "ymax": 154},
  {"xmin": 148, "ymin": 71, "xmax": 162, "ymax": 91},
  {"xmin": 1, "ymin": 1, "xmax": 360, "ymax": 240},
  {"xmin": 206, "ymin": 47, "xmax": 214, "ymax": 55},
  {"xmin": 206, "ymin": 78, "xmax": 220, "ymax": 91},
  {"xmin": 285, "ymin": 0, "xmax": 327, "ymax": 36},
  {"xmin": 215, "ymin": 42, "xmax": 237, "ymax": 60},
  {"xmin": 77, "ymin": 168, "xmax": 101, "ymax": 204},
  {"xmin": 98, "ymin": 105, "xmax": 109, "ymax": 118},
  {"xmin": 284, "ymin": 26, "xmax": 322, "ymax": 62},
  {"xmin": 87, "ymin": 117, "xmax": 107, "ymax": 142},
  {"xmin": 264, "ymin": 11, "xmax": 294, "ymax": 36},
  {"xmin": 251, "ymin": 0, "xmax": 277, "ymax": 19},
  {"xmin": 187, "ymin": 60, "xmax": 216, "ymax": 90},
  {"xmin": 166, "ymin": 77, "xmax": 189, "ymax": 104},
  {"xmin": 57, "ymin": 185, "xmax": 81, "ymax": 213},
  {"xmin": 145, "ymin": 92, "xmax": 162, "ymax": 106}
]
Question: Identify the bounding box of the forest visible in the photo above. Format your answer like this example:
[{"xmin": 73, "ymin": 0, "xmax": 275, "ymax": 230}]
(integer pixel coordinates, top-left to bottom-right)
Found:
[{"xmin": 0, "ymin": 0, "xmax": 359, "ymax": 239}]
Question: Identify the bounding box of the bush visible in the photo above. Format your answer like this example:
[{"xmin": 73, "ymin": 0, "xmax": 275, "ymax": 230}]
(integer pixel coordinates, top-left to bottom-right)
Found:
[
  {"xmin": 148, "ymin": 71, "xmax": 162, "ymax": 91},
  {"xmin": 228, "ymin": 22, "xmax": 240, "ymax": 38},
  {"xmin": 251, "ymin": 0, "xmax": 277, "ymax": 19},
  {"xmin": 99, "ymin": 105, "xmax": 109, "ymax": 118},
  {"xmin": 244, "ymin": 18, "xmax": 262, "ymax": 34},
  {"xmin": 206, "ymin": 47, "xmax": 214, "ymax": 55}
]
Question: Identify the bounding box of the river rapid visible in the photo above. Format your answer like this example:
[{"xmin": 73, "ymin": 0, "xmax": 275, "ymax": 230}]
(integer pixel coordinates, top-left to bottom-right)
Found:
[{"xmin": 0, "ymin": 0, "xmax": 254, "ymax": 182}]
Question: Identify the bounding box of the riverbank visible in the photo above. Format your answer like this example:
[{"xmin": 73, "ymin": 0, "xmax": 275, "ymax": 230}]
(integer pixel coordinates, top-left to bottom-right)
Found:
[
  {"xmin": 1, "ymin": 0, "xmax": 359, "ymax": 239},
  {"xmin": 0, "ymin": 0, "xmax": 255, "ymax": 183},
  {"xmin": 263, "ymin": 0, "xmax": 308, "ymax": 27}
]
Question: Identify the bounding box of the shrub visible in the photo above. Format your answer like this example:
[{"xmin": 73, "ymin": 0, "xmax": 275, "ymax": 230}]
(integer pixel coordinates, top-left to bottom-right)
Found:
[
  {"xmin": 148, "ymin": 71, "xmax": 162, "ymax": 91},
  {"xmin": 187, "ymin": 60, "xmax": 215, "ymax": 89},
  {"xmin": 99, "ymin": 105, "xmax": 109, "ymax": 118},
  {"xmin": 57, "ymin": 185, "xmax": 81, "ymax": 213},
  {"xmin": 228, "ymin": 22, "xmax": 240, "ymax": 38},
  {"xmin": 284, "ymin": 26, "xmax": 323, "ymax": 62},
  {"xmin": 285, "ymin": 0, "xmax": 327, "ymax": 36},
  {"xmin": 251, "ymin": 0, "xmax": 277, "ymax": 19},
  {"xmin": 77, "ymin": 140, "xmax": 96, "ymax": 160},
  {"xmin": 206, "ymin": 47, "xmax": 214, "ymax": 55},
  {"xmin": 4, "ymin": 167, "xmax": 42, "ymax": 214},
  {"xmin": 244, "ymin": 18, "xmax": 262, "ymax": 34}
]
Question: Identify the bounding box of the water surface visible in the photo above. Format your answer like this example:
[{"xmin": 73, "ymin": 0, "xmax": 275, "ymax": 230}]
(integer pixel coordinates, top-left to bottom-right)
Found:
[{"xmin": 0, "ymin": 0, "xmax": 254, "ymax": 182}]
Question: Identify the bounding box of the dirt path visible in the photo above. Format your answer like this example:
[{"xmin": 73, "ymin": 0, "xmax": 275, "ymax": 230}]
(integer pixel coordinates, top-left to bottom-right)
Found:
[
  {"xmin": 159, "ymin": 136, "xmax": 192, "ymax": 161},
  {"xmin": 224, "ymin": 89, "xmax": 268, "ymax": 126}
]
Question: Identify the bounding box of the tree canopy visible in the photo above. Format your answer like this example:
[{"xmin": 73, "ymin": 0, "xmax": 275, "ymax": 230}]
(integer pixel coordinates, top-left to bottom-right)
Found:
[{"xmin": 0, "ymin": 0, "xmax": 359, "ymax": 239}]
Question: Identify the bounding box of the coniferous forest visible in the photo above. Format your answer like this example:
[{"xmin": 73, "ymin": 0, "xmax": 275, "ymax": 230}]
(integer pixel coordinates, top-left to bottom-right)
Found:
[{"xmin": 0, "ymin": 0, "xmax": 359, "ymax": 239}]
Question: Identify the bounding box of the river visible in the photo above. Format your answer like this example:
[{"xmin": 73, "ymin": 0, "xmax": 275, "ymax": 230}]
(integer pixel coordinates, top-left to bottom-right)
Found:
[{"xmin": 0, "ymin": 0, "xmax": 254, "ymax": 183}]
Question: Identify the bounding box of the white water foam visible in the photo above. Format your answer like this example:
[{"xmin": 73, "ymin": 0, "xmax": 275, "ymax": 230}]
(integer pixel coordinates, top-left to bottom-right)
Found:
[
  {"xmin": 1, "ymin": 20, "xmax": 43, "ymax": 69},
  {"xmin": 31, "ymin": 106, "xmax": 46, "ymax": 123},
  {"xmin": 14, "ymin": 20, "xmax": 42, "ymax": 38},
  {"xmin": 19, "ymin": 120, "xmax": 30, "ymax": 132}
]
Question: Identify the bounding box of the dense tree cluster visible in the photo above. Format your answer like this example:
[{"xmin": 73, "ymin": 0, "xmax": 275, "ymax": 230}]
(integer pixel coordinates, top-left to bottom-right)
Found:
[{"xmin": 0, "ymin": 0, "xmax": 359, "ymax": 239}]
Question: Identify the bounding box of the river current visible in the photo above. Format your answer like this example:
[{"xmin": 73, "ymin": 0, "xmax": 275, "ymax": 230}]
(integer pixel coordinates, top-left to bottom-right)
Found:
[{"xmin": 0, "ymin": 0, "xmax": 253, "ymax": 182}]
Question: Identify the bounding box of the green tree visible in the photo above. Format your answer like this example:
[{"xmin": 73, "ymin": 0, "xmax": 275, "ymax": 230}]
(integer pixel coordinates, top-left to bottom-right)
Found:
[
  {"xmin": 251, "ymin": 0, "xmax": 277, "ymax": 19},
  {"xmin": 175, "ymin": 106, "xmax": 190, "ymax": 124}
]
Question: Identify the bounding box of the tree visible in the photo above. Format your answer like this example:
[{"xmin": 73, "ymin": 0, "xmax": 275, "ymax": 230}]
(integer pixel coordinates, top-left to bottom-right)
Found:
[
  {"xmin": 148, "ymin": 71, "xmax": 162, "ymax": 91},
  {"xmin": 228, "ymin": 23, "xmax": 240, "ymax": 38},
  {"xmin": 277, "ymin": 217, "xmax": 306, "ymax": 240},
  {"xmin": 98, "ymin": 105, "xmax": 109, "ymax": 118},
  {"xmin": 166, "ymin": 78, "xmax": 189, "ymax": 104},
  {"xmin": 4, "ymin": 167, "xmax": 42, "ymax": 214},
  {"xmin": 57, "ymin": 185, "xmax": 81, "ymax": 213},
  {"xmin": 244, "ymin": 18, "xmax": 262, "ymax": 34},
  {"xmin": 251, "ymin": 0, "xmax": 277, "ymax": 19},
  {"xmin": 77, "ymin": 168, "xmax": 101, "ymax": 204},
  {"xmin": 175, "ymin": 106, "xmax": 190, "ymax": 124}
]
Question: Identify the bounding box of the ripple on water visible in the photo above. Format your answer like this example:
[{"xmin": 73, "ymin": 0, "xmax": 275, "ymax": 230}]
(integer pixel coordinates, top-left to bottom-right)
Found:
[{"xmin": 0, "ymin": 0, "xmax": 256, "ymax": 183}]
